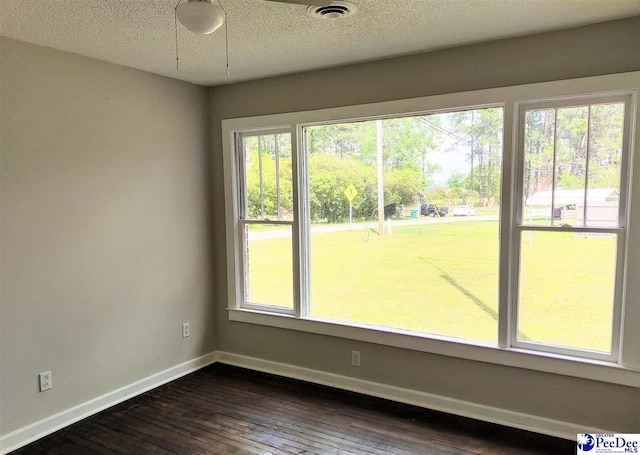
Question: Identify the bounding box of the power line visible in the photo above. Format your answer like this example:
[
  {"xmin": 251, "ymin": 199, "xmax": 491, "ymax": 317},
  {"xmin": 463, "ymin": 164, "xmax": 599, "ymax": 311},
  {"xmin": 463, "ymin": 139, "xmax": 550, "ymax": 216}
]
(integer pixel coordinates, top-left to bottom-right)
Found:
[
  {"xmin": 416, "ymin": 116, "xmax": 489, "ymax": 159},
  {"xmin": 417, "ymin": 116, "xmax": 472, "ymax": 146}
]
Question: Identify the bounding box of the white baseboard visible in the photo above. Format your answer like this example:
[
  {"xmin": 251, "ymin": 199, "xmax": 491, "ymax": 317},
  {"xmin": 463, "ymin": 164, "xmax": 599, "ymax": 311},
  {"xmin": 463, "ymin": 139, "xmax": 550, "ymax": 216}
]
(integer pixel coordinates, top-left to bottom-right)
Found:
[
  {"xmin": 2, "ymin": 349, "xmax": 605, "ymax": 453},
  {"xmin": 0, "ymin": 352, "xmax": 219, "ymax": 455},
  {"xmin": 216, "ymin": 351, "xmax": 609, "ymax": 441}
]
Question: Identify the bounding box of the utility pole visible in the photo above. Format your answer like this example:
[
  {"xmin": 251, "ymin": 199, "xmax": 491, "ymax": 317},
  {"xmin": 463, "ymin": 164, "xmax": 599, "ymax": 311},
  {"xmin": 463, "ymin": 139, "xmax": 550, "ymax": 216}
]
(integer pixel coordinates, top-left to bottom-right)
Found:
[{"xmin": 377, "ymin": 120, "xmax": 385, "ymax": 236}]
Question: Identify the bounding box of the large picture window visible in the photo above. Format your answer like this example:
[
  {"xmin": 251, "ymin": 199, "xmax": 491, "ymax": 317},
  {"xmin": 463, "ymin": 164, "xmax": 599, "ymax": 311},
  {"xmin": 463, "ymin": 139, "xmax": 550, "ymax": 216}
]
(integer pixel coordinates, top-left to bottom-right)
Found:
[
  {"xmin": 224, "ymin": 74, "xmax": 640, "ymax": 384},
  {"xmin": 303, "ymin": 108, "xmax": 503, "ymax": 344}
]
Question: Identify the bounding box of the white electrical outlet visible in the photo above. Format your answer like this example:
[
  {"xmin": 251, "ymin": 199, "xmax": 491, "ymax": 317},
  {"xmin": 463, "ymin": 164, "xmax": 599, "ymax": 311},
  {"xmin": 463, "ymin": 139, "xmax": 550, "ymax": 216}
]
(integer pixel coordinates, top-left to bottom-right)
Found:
[
  {"xmin": 351, "ymin": 350, "xmax": 361, "ymax": 367},
  {"xmin": 39, "ymin": 371, "xmax": 52, "ymax": 392},
  {"xmin": 182, "ymin": 322, "xmax": 190, "ymax": 338}
]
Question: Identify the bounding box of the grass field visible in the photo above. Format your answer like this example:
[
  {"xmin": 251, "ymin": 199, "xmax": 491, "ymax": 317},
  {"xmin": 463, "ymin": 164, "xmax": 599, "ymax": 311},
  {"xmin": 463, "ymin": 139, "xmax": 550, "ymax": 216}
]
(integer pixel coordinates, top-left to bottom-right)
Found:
[{"xmin": 247, "ymin": 220, "xmax": 616, "ymax": 353}]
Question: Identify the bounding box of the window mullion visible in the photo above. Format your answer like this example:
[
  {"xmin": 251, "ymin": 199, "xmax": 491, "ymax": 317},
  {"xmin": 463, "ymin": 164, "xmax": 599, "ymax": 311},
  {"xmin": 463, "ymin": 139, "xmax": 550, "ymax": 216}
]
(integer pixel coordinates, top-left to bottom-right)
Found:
[
  {"xmin": 258, "ymin": 135, "xmax": 265, "ymax": 218},
  {"xmin": 618, "ymin": 95, "xmax": 637, "ymax": 368},
  {"xmin": 298, "ymin": 126, "xmax": 311, "ymax": 318},
  {"xmin": 291, "ymin": 125, "xmax": 311, "ymax": 318},
  {"xmin": 617, "ymin": 95, "xmax": 634, "ymax": 230},
  {"xmin": 508, "ymin": 103, "xmax": 529, "ymax": 349},
  {"xmin": 582, "ymin": 106, "xmax": 592, "ymax": 227},
  {"xmin": 509, "ymin": 229, "xmax": 522, "ymax": 347},
  {"xmin": 549, "ymin": 108, "xmax": 559, "ymax": 227},
  {"xmin": 290, "ymin": 126, "xmax": 302, "ymax": 317},
  {"xmin": 242, "ymin": 219, "xmax": 293, "ymax": 225},
  {"xmin": 513, "ymin": 225, "xmax": 623, "ymax": 235},
  {"xmin": 238, "ymin": 219, "xmax": 248, "ymax": 310},
  {"xmin": 611, "ymin": 230, "xmax": 626, "ymax": 362},
  {"xmin": 236, "ymin": 133, "xmax": 247, "ymax": 220},
  {"xmin": 498, "ymin": 101, "xmax": 515, "ymax": 349}
]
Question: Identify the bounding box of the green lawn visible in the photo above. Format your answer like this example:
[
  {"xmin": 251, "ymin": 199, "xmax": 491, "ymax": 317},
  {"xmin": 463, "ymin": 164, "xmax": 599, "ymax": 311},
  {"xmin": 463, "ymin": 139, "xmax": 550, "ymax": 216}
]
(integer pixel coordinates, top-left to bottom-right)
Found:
[{"xmin": 247, "ymin": 221, "xmax": 615, "ymax": 352}]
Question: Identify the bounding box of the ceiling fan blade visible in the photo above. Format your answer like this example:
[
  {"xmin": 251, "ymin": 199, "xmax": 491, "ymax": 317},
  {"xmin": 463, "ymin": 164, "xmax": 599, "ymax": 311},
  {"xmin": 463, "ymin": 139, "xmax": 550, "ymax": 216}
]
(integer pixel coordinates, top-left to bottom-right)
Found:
[{"xmin": 265, "ymin": 0, "xmax": 334, "ymax": 6}]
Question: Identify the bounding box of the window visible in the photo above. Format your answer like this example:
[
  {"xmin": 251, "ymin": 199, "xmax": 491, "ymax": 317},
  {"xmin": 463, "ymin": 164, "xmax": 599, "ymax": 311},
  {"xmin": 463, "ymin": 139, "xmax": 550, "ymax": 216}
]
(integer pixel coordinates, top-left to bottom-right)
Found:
[
  {"xmin": 513, "ymin": 96, "xmax": 631, "ymax": 361},
  {"xmin": 223, "ymin": 73, "xmax": 640, "ymax": 384},
  {"xmin": 237, "ymin": 130, "xmax": 295, "ymax": 313},
  {"xmin": 304, "ymin": 108, "xmax": 503, "ymax": 344}
]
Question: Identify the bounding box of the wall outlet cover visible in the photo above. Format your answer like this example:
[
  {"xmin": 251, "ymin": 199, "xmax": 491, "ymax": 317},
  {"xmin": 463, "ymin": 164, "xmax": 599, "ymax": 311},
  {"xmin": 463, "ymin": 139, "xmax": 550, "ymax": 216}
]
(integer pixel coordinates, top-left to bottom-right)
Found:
[{"xmin": 39, "ymin": 371, "xmax": 52, "ymax": 392}]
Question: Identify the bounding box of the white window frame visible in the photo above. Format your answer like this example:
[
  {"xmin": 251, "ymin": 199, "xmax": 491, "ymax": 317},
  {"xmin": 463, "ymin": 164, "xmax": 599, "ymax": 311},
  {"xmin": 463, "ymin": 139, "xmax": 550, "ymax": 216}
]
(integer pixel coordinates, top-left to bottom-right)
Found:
[
  {"xmin": 510, "ymin": 94, "xmax": 633, "ymax": 363},
  {"xmin": 236, "ymin": 128, "xmax": 299, "ymax": 315},
  {"xmin": 222, "ymin": 72, "xmax": 640, "ymax": 386}
]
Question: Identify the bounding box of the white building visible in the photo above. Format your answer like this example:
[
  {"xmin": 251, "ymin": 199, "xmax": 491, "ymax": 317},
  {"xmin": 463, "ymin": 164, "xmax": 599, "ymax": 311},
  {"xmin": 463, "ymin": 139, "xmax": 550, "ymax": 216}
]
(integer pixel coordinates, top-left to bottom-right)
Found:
[{"xmin": 525, "ymin": 188, "xmax": 619, "ymax": 226}]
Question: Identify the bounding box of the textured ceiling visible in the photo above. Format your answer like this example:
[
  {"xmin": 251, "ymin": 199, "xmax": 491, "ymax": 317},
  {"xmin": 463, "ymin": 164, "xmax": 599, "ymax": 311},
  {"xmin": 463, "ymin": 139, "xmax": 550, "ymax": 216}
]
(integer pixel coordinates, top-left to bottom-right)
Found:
[{"xmin": 1, "ymin": 0, "xmax": 639, "ymax": 87}]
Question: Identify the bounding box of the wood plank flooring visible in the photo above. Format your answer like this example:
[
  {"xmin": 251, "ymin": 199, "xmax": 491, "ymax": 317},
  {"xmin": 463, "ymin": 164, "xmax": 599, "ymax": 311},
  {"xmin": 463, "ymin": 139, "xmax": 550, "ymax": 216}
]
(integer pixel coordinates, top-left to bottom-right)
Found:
[{"xmin": 11, "ymin": 364, "xmax": 574, "ymax": 454}]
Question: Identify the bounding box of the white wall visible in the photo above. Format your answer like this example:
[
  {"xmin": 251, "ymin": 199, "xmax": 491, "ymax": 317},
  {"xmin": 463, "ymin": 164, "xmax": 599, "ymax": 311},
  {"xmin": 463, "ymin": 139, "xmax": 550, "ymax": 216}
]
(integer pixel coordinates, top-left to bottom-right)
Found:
[{"xmin": 0, "ymin": 38, "xmax": 215, "ymax": 435}]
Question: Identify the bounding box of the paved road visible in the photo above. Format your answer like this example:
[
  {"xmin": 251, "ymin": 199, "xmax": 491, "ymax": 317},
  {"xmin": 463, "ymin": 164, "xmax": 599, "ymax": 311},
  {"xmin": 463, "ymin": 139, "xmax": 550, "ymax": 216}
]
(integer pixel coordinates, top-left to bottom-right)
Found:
[{"xmin": 248, "ymin": 215, "xmax": 499, "ymax": 240}]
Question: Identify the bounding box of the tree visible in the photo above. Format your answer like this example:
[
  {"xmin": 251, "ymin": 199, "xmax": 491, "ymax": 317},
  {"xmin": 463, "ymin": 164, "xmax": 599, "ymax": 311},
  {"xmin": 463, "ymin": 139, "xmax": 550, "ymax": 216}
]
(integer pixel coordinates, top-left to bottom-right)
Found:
[
  {"xmin": 556, "ymin": 106, "xmax": 588, "ymax": 190},
  {"xmin": 445, "ymin": 172, "xmax": 478, "ymax": 206},
  {"xmin": 450, "ymin": 108, "xmax": 503, "ymax": 206},
  {"xmin": 244, "ymin": 134, "xmax": 293, "ymax": 219},
  {"xmin": 309, "ymin": 118, "xmax": 442, "ymax": 190},
  {"xmin": 522, "ymin": 103, "xmax": 623, "ymax": 199},
  {"xmin": 307, "ymin": 122, "xmax": 372, "ymax": 161},
  {"xmin": 384, "ymin": 168, "xmax": 422, "ymax": 206},
  {"xmin": 587, "ymin": 103, "xmax": 624, "ymax": 189},
  {"xmin": 378, "ymin": 117, "xmax": 442, "ymax": 190},
  {"xmin": 523, "ymin": 108, "xmax": 555, "ymax": 199},
  {"xmin": 306, "ymin": 118, "xmax": 442, "ymax": 221},
  {"xmin": 310, "ymin": 152, "xmax": 387, "ymax": 222}
]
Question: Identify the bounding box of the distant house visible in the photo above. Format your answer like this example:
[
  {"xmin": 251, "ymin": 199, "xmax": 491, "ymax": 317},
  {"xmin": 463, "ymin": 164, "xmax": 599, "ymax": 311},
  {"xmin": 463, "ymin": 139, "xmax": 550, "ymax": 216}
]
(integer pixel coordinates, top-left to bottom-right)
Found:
[{"xmin": 525, "ymin": 188, "xmax": 619, "ymax": 226}]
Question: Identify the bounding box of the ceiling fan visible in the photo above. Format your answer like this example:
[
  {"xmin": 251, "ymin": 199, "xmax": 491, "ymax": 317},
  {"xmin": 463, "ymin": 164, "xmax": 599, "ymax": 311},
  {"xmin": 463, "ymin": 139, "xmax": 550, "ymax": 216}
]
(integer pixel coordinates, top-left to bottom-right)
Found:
[
  {"xmin": 265, "ymin": 0, "xmax": 333, "ymax": 5},
  {"xmin": 174, "ymin": 0, "xmax": 336, "ymax": 73},
  {"xmin": 176, "ymin": 0, "xmax": 333, "ymax": 36}
]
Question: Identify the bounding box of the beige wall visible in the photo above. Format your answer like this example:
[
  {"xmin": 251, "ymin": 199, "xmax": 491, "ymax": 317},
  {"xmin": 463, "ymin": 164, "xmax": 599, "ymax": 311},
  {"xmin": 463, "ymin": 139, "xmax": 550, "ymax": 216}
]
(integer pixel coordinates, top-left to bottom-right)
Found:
[
  {"xmin": 210, "ymin": 17, "xmax": 640, "ymax": 431},
  {"xmin": 0, "ymin": 38, "xmax": 215, "ymax": 434}
]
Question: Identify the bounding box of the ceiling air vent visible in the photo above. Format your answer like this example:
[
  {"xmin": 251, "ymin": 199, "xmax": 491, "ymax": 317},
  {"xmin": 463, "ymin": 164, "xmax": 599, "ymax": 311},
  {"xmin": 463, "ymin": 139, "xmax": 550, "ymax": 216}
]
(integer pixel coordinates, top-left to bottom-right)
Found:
[{"xmin": 306, "ymin": 1, "xmax": 357, "ymax": 20}]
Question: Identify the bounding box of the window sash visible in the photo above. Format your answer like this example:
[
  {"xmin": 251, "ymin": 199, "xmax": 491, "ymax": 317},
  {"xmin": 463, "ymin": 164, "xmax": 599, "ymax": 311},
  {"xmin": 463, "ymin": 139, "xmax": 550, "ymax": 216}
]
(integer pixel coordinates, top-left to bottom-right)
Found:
[
  {"xmin": 237, "ymin": 128, "xmax": 301, "ymax": 316},
  {"xmin": 238, "ymin": 219, "xmax": 296, "ymax": 315},
  {"xmin": 237, "ymin": 130, "xmax": 294, "ymax": 222},
  {"xmin": 510, "ymin": 94, "xmax": 633, "ymax": 362},
  {"xmin": 514, "ymin": 94, "xmax": 632, "ymax": 229},
  {"xmin": 509, "ymin": 227, "xmax": 625, "ymax": 361}
]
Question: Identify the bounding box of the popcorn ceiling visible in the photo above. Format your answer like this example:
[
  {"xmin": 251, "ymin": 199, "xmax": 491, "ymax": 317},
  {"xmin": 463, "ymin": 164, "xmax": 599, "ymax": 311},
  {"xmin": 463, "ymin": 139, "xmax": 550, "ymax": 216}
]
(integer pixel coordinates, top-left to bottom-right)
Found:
[{"xmin": 1, "ymin": 0, "xmax": 638, "ymax": 86}]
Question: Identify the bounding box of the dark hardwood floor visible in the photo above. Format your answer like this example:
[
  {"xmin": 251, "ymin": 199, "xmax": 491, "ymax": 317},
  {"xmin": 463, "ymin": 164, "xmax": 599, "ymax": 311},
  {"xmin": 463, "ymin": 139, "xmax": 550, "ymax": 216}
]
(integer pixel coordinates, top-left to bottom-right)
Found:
[{"xmin": 12, "ymin": 364, "xmax": 574, "ymax": 454}]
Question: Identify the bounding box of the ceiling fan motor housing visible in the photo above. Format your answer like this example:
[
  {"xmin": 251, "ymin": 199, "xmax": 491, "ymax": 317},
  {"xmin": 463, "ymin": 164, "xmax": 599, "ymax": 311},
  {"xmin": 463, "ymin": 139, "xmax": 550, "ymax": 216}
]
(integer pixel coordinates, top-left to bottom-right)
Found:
[{"xmin": 176, "ymin": 0, "xmax": 225, "ymax": 35}]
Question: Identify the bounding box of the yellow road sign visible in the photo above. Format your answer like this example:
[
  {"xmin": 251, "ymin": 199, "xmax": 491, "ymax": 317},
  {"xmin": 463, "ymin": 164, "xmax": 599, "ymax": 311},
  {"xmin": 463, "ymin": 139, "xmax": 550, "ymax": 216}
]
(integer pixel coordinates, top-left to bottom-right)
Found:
[{"xmin": 344, "ymin": 184, "xmax": 358, "ymax": 202}]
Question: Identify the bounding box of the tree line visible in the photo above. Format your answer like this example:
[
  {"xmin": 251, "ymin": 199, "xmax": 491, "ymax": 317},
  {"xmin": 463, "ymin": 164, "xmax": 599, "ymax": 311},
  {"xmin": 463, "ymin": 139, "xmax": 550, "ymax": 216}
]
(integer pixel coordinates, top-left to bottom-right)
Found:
[
  {"xmin": 243, "ymin": 104, "xmax": 623, "ymax": 223},
  {"xmin": 524, "ymin": 103, "xmax": 624, "ymax": 200}
]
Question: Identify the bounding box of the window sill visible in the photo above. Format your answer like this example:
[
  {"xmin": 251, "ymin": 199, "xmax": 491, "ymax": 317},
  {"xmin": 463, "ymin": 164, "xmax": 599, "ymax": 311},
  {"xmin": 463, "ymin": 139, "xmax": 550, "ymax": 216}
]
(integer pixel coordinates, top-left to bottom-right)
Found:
[{"xmin": 228, "ymin": 308, "xmax": 640, "ymax": 387}]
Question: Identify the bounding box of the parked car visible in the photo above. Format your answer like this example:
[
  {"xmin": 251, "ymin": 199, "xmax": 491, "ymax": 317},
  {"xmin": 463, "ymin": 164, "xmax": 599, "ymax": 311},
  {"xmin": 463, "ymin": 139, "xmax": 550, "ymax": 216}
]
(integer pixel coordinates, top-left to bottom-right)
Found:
[
  {"xmin": 452, "ymin": 205, "xmax": 477, "ymax": 216},
  {"xmin": 420, "ymin": 203, "xmax": 448, "ymax": 217}
]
